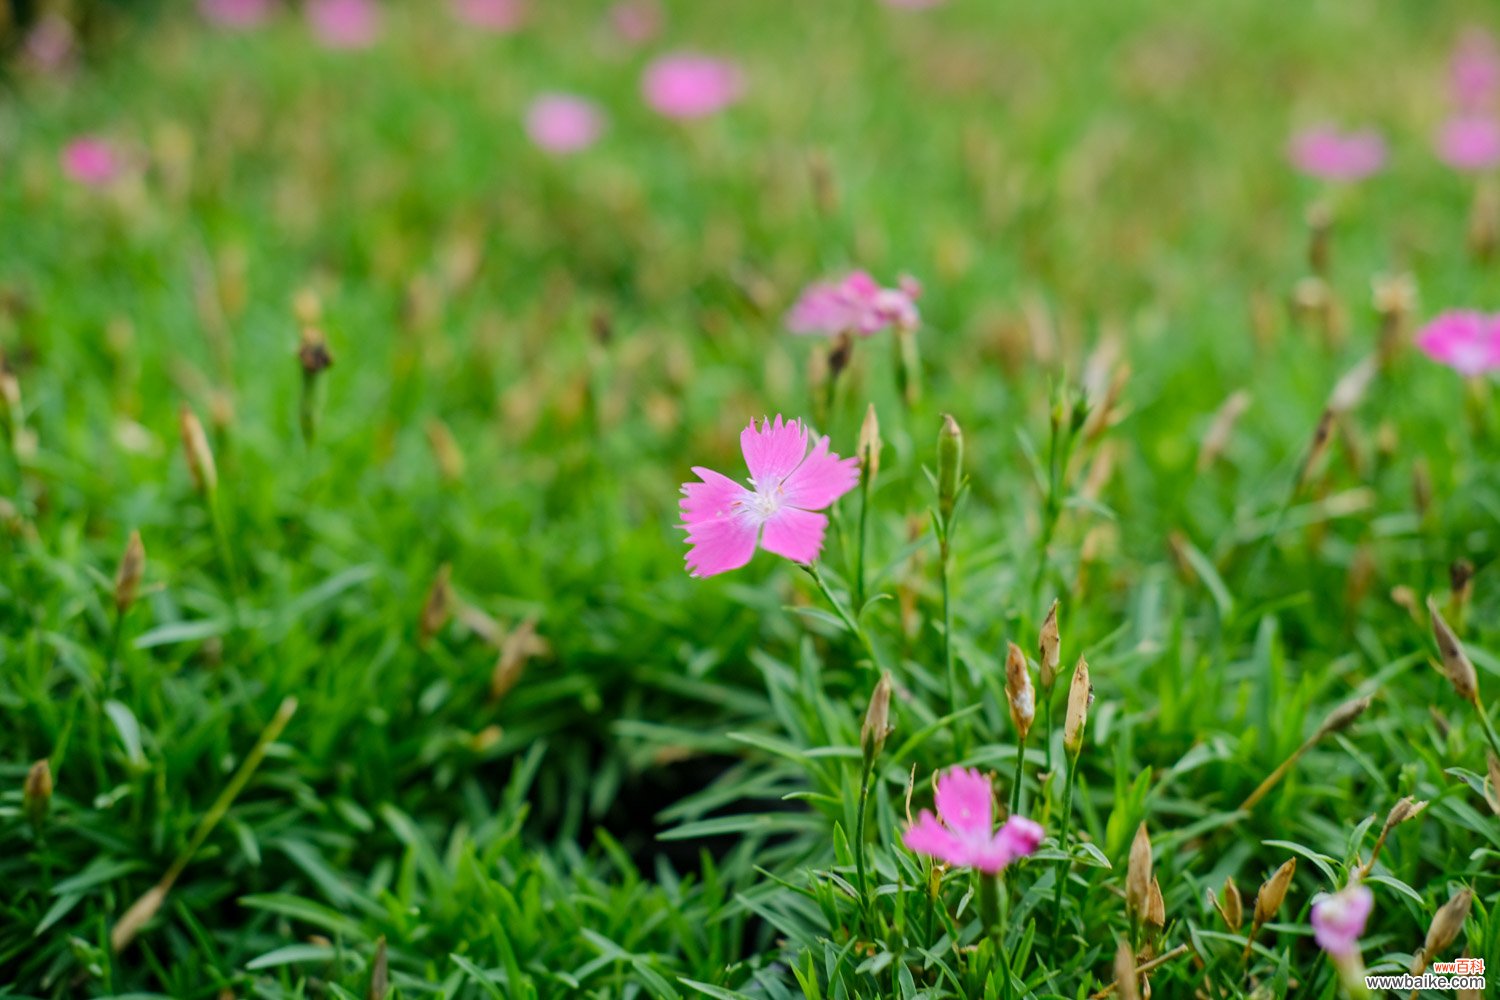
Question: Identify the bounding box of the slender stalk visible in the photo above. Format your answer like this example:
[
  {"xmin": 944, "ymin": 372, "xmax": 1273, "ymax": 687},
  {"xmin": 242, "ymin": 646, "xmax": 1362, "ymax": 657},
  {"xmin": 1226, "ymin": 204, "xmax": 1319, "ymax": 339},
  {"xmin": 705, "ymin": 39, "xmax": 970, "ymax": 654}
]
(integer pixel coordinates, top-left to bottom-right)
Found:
[
  {"xmin": 803, "ymin": 562, "xmax": 881, "ymax": 671},
  {"xmin": 1053, "ymin": 749, "xmax": 1079, "ymax": 921},
  {"xmin": 1010, "ymin": 740, "xmax": 1026, "ymax": 816},
  {"xmin": 855, "ymin": 468, "xmax": 873, "ymax": 610},
  {"xmin": 1474, "ymin": 696, "xmax": 1500, "ymax": 761},
  {"xmin": 978, "ymin": 871, "xmax": 1001, "ymax": 939},
  {"xmin": 854, "ymin": 758, "xmax": 874, "ymax": 930},
  {"xmin": 940, "ymin": 531, "xmax": 957, "ymax": 712},
  {"xmin": 1041, "ymin": 681, "xmax": 1056, "ymax": 773}
]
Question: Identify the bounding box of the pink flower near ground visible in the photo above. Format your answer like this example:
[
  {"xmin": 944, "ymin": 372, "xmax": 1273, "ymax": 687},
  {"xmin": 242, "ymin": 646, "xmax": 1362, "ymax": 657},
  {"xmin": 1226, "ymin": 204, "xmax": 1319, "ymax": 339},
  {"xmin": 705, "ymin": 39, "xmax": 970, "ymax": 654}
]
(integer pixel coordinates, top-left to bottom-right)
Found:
[
  {"xmin": 1452, "ymin": 29, "xmax": 1500, "ymax": 112},
  {"xmin": 1437, "ymin": 115, "xmax": 1500, "ymax": 171},
  {"xmin": 787, "ymin": 271, "xmax": 921, "ymax": 336},
  {"xmin": 609, "ymin": 0, "xmax": 661, "ymax": 45},
  {"xmin": 307, "ymin": 0, "xmax": 379, "ymax": 49},
  {"xmin": 1415, "ymin": 310, "xmax": 1500, "ymax": 376},
  {"xmin": 1311, "ymin": 883, "xmax": 1373, "ymax": 959},
  {"xmin": 903, "ymin": 768, "xmax": 1043, "ymax": 874},
  {"xmin": 642, "ymin": 54, "xmax": 744, "ymax": 120},
  {"xmin": 526, "ymin": 95, "xmax": 605, "ymax": 154},
  {"xmin": 450, "ymin": 0, "xmax": 526, "ymax": 33},
  {"xmin": 680, "ymin": 416, "xmax": 859, "ymax": 577},
  {"xmin": 61, "ymin": 137, "xmax": 123, "ymax": 187},
  {"xmin": 1288, "ymin": 126, "xmax": 1388, "ymax": 182},
  {"xmin": 200, "ymin": 0, "xmax": 273, "ymax": 30}
]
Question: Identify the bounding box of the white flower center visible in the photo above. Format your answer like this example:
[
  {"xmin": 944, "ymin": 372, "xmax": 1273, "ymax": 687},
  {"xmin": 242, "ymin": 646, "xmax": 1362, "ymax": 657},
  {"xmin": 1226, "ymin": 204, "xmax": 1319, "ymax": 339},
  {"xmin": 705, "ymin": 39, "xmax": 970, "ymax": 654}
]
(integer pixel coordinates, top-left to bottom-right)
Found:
[{"xmin": 738, "ymin": 478, "xmax": 785, "ymax": 523}]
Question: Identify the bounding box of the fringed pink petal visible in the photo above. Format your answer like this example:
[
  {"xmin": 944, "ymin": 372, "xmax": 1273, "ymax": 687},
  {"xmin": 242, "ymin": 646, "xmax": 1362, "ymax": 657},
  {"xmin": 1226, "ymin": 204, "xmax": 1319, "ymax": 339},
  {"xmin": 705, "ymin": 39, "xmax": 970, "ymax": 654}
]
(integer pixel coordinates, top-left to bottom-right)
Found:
[
  {"xmin": 933, "ymin": 767, "xmax": 993, "ymax": 838},
  {"xmin": 740, "ymin": 416, "xmax": 808, "ymax": 485},
  {"xmin": 781, "ymin": 436, "xmax": 859, "ymax": 511},
  {"xmin": 759, "ymin": 507, "xmax": 827, "ymax": 565},
  {"xmin": 903, "ymin": 811, "xmax": 967, "ymax": 866},
  {"xmin": 680, "ymin": 467, "xmax": 757, "ymax": 577}
]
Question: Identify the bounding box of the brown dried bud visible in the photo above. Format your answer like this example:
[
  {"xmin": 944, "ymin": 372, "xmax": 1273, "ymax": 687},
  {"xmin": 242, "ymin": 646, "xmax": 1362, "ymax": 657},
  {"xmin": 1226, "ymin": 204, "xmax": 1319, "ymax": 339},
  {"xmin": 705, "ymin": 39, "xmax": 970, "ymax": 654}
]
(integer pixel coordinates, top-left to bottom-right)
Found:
[
  {"xmin": 1004, "ymin": 642, "xmax": 1035, "ymax": 743},
  {"xmin": 1314, "ymin": 694, "xmax": 1374, "ymax": 740},
  {"xmin": 1221, "ymin": 877, "xmax": 1243, "ymax": 932},
  {"xmin": 1254, "ymin": 858, "xmax": 1296, "ymax": 927},
  {"xmin": 1383, "ymin": 795, "xmax": 1428, "ymax": 834},
  {"xmin": 1450, "ymin": 560, "xmax": 1474, "ymax": 613},
  {"xmin": 828, "ymin": 331, "xmax": 854, "ymax": 379},
  {"xmin": 1063, "ymin": 655, "xmax": 1091, "ymax": 756},
  {"xmin": 1297, "ymin": 407, "xmax": 1336, "ymax": 489},
  {"xmin": 1488, "ymin": 751, "xmax": 1500, "ymax": 816},
  {"xmin": 1115, "ymin": 940, "xmax": 1141, "ymax": 1000},
  {"xmin": 861, "ymin": 672, "xmax": 893, "ymax": 764},
  {"xmin": 369, "ymin": 936, "xmax": 389, "ymax": 1000},
  {"xmin": 490, "ymin": 618, "xmax": 543, "ymax": 702},
  {"xmin": 23, "ymin": 759, "xmax": 52, "ymax": 831},
  {"xmin": 1126, "ymin": 821, "xmax": 1153, "ymax": 919},
  {"xmin": 111, "ymin": 882, "xmax": 168, "ymax": 953},
  {"xmin": 1038, "ymin": 599, "xmax": 1060, "ymax": 689},
  {"xmin": 1412, "ymin": 887, "xmax": 1473, "ymax": 974},
  {"xmin": 179, "ymin": 405, "xmax": 217, "ymax": 495},
  {"xmin": 1197, "ymin": 389, "xmax": 1252, "ymax": 473},
  {"xmin": 858, "ymin": 404, "xmax": 881, "ymax": 483},
  {"xmin": 425, "ymin": 418, "xmax": 466, "ymax": 484},
  {"xmin": 419, "ymin": 563, "xmax": 452, "ymax": 645},
  {"xmin": 114, "ymin": 530, "xmax": 146, "ymax": 616},
  {"xmin": 1145, "ymin": 876, "xmax": 1166, "ymax": 930},
  {"xmin": 1427, "ymin": 597, "xmax": 1479, "ymax": 705},
  {"xmin": 298, "ymin": 326, "xmax": 333, "ymax": 376}
]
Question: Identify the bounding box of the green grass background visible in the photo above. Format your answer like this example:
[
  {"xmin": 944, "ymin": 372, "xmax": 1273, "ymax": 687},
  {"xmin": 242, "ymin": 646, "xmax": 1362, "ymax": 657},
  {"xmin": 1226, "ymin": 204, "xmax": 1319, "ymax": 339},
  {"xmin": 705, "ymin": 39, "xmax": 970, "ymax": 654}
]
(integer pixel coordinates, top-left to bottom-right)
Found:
[{"xmin": 1, "ymin": 0, "xmax": 1498, "ymax": 996}]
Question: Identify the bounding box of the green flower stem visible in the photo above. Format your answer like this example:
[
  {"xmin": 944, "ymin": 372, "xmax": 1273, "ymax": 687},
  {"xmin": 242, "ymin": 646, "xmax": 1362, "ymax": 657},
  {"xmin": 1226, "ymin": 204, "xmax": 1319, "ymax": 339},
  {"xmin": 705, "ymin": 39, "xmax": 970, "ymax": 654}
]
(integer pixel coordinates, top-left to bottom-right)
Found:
[
  {"xmin": 854, "ymin": 757, "xmax": 875, "ymax": 931},
  {"xmin": 804, "ymin": 562, "xmax": 881, "ymax": 672},
  {"xmin": 855, "ymin": 466, "xmax": 873, "ymax": 611},
  {"xmin": 1010, "ymin": 737, "xmax": 1027, "ymax": 816},
  {"xmin": 1052, "ymin": 748, "xmax": 1079, "ymax": 922}
]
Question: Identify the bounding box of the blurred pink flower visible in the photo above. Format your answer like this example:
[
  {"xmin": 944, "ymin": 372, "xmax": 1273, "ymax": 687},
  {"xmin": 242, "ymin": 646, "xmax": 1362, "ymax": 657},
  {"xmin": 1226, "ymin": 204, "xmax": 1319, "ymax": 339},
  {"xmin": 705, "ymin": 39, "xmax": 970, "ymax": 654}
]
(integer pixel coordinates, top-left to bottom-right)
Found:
[
  {"xmin": 1437, "ymin": 114, "xmax": 1500, "ymax": 171},
  {"xmin": 307, "ymin": 0, "xmax": 379, "ymax": 49},
  {"xmin": 787, "ymin": 271, "xmax": 920, "ymax": 336},
  {"xmin": 642, "ymin": 54, "xmax": 744, "ymax": 119},
  {"xmin": 526, "ymin": 95, "xmax": 605, "ymax": 154},
  {"xmin": 61, "ymin": 137, "xmax": 124, "ymax": 187},
  {"xmin": 1416, "ymin": 310, "xmax": 1500, "ymax": 376},
  {"xmin": 1311, "ymin": 884, "xmax": 1373, "ymax": 959},
  {"xmin": 903, "ymin": 768, "xmax": 1043, "ymax": 874},
  {"xmin": 24, "ymin": 14, "xmax": 76, "ymax": 72},
  {"xmin": 609, "ymin": 0, "xmax": 661, "ymax": 45},
  {"xmin": 1452, "ymin": 29, "xmax": 1500, "ymax": 112},
  {"xmin": 200, "ymin": 0, "xmax": 273, "ymax": 30},
  {"xmin": 450, "ymin": 0, "xmax": 526, "ymax": 33},
  {"xmin": 1288, "ymin": 126, "xmax": 1387, "ymax": 181},
  {"xmin": 680, "ymin": 416, "xmax": 858, "ymax": 577}
]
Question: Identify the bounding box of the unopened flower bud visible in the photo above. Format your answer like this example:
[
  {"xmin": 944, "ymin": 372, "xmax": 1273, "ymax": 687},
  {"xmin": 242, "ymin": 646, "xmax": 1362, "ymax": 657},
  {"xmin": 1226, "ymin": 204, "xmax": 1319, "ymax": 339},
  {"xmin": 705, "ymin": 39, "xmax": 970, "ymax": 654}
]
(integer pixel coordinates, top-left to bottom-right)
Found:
[
  {"xmin": 1063, "ymin": 655, "xmax": 1091, "ymax": 756},
  {"xmin": 858, "ymin": 404, "xmax": 881, "ymax": 484},
  {"xmin": 1126, "ymin": 821, "xmax": 1153, "ymax": 919},
  {"xmin": 1427, "ymin": 597, "xmax": 1479, "ymax": 705},
  {"xmin": 420, "ymin": 563, "xmax": 452, "ymax": 646},
  {"xmin": 1115, "ymin": 940, "xmax": 1140, "ymax": 1000},
  {"xmin": 23, "ymin": 759, "xmax": 52, "ymax": 832},
  {"xmin": 1146, "ymin": 876, "xmax": 1166, "ymax": 931},
  {"xmin": 179, "ymin": 405, "xmax": 217, "ymax": 495},
  {"xmin": 1004, "ymin": 642, "xmax": 1034, "ymax": 743},
  {"xmin": 937, "ymin": 414, "xmax": 963, "ymax": 521},
  {"xmin": 297, "ymin": 326, "xmax": 333, "ymax": 377},
  {"xmin": 1221, "ymin": 877, "xmax": 1244, "ymax": 932},
  {"xmin": 860, "ymin": 672, "xmax": 893, "ymax": 765},
  {"xmin": 1254, "ymin": 858, "xmax": 1296, "ymax": 928},
  {"xmin": 1411, "ymin": 887, "xmax": 1473, "ymax": 974},
  {"xmin": 114, "ymin": 530, "xmax": 145, "ymax": 616},
  {"xmin": 1314, "ymin": 694, "xmax": 1374, "ymax": 740},
  {"xmin": 1038, "ymin": 599, "xmax": 1060, "ymax": 689}
]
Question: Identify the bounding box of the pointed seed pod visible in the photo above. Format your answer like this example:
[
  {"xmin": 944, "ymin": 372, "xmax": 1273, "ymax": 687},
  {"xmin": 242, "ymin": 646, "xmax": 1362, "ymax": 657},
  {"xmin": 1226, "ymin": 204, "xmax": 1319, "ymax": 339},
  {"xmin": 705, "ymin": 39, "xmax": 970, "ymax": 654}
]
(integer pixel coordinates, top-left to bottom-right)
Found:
[
  {"xmin": 1427, "ymin": 597, "xmax": 1479, "ymax": 705},
  {"xmin": 861, "ymin": 672, "xmax": 893, "ymax": 765},
  {"xmin": 1383, "ymin": 795, "xmax": 1428, "ymax": 833},
  {"xmin": 425, "ymin": 418, "xmax": 466, "ymax": 484},
  {"xmin": 23, "ymin": 759, "xmax": 52, "ymax": 832},
  {"xmin": 1126, "ymin": 821, "xmax": 1153, "ymax": 919},
  {"xmin": 1146, "ymin": 876, "xmax": 1165, "ymax": 931},
  {"xmin": 114, "ymin": 530, "xmax": 145, "ymax": 616},
  {"xmin": 368, "ymin": 935, "xmax": 389, "ymax": 1000},
  {"xmin": 1314, "ymin": 694, "xmax": 1374, "ymax": 740},
  {"xmin": 1063, "ymin": 655, "xmax": 1091, "ymax": 756},
  {"xmin": 937, "ymin": 414, "xmax": 963, "ymax": 521},
  {"xmin": 1221, "ymin": 877, "xmax": 1243, "ymax": 932},
  {"xmin": 1254, "ymin": 858, "xmax": 1296, "ymax": 927},
  {"xmin": 179, "ymin": 405, "xmax": 217, "ymax": 495},
  {"xmin": 1004, "ymin": 642, "xmax": 1034, "ymax": 743},
  {"xmin": 1411, "ymin": 888, "xmax": 1473, "ymax": 974},
  {"xmin": 419, "ymin": 563, "xmax": 452, "ymax": 646},
  {"xmin": 1038, "ymin": 599, "xmax": 1060, "ymax": 689},
  {"xmin": 858, "ymin": 403, "xmax": 881, "ymax": 484},
  {"xmin": 1115, "ymin": 940, "xmax": 1141, "ymax": 1000}
]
